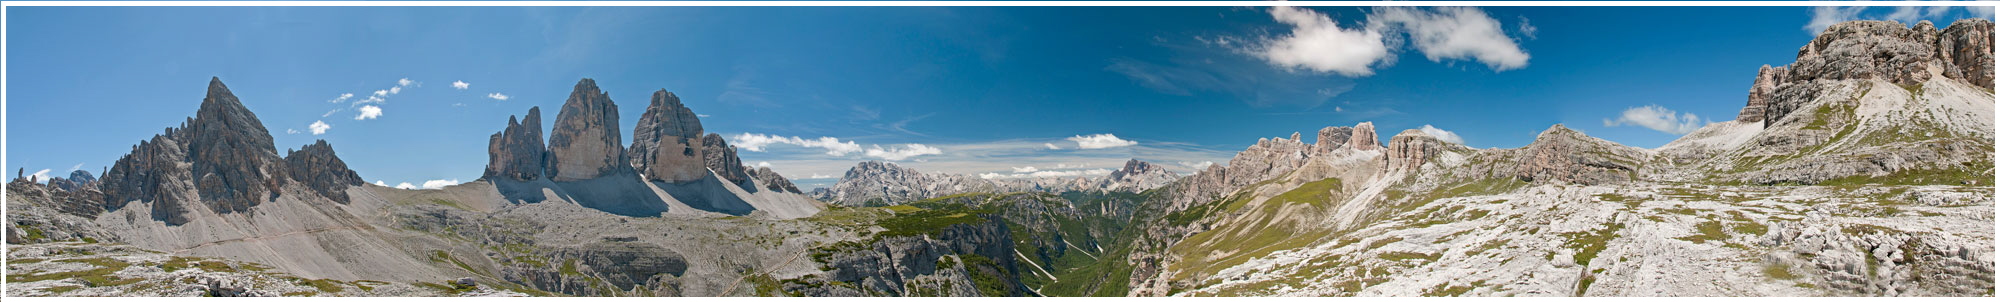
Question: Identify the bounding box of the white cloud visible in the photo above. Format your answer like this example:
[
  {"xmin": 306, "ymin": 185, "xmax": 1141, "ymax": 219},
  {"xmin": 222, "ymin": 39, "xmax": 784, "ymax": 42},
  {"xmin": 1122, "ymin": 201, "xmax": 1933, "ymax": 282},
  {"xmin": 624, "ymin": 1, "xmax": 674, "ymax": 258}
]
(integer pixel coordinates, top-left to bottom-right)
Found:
[
  {"xmin": 757, "ymin": 161, "xmax": 772, "ymax": 168},
  {"xmin": 451, "ymin": 81, "xmax": 469, "ymax": 90},
  {"xmin": 373, "ymin": 89, "xmax": 389, "ymax": 97},
  {"xmin": 328, "ymin": 93, "xmax": 354, "ymax": 103},
  {"xmin": 25, "ymin": 169, "xmax": 53, "ymax": 182},
  {"xmin": 353, "ymin": 96, "xmax": 385, "ymax": 106},
  {"xmin": 397, "ymin": 78, "xmax": 414, "ymax": 87},
  {"xmin": 732, "ymin": 133, "xmax": 865, "ymax": 156},
  {"xmin": 394, "ymin": 182, "xmax": 417, "ymax": 190},
  {"xmin": 1012, "ymin": 166, "xmax": 1039, "ymax": 173},
  {"xmin": 1044, "ymin": 143, "xmax": 1062, "ymax": 150},
  {"xmin": 807, "ymin": 173, "xmax": 837, "ymax": 179},
  {"xmin": 309, "ymin": 120, "xmax": 332, "ymax": 135},
  {"xmin": 1805, "ymin": 7, "xmax": 1868, "ymax": 34},
  {"xmin": 1976, "ymin": 7, "xmax": 1996, "ymax": 19},
  {"xmin": 979, "ymin": 168, "xmax": 1114, "ymax": 179},
  {"xmin": 420, "ymin": 179, "xmax": 460, "ymax": 190},
  {"xmin": 354, "ymin": 106, "xmax": 383, "ymax": 120},
  {"xmin": 1418, "ymin": 124, "xmax": 1465, "ymax": 144},
  {"xmin": 1517, "ymin": 15, "xmax": 1539, "ymax": 40},
  {"xmin": 1179, "ymin": 161, "xmax": 1215, "ymax": 170},
  {"xmin": 388, "ymin": 87, "xmax": 401, "ymax": 95},
  {"xmin": 374, "ymin": 180, "xmax": 386, "ymax": 186},
  {"xmin": 322, "ymin": 109, "xmax": 340, "ymax": 117},
  {"xmin": 286, "ymin": 128, "xmax": 301, "ymax": 135},
  {"xmin": 864, "ymin": 144, "xmax": 943, "ymax": 161},
  {"xmin": 487, "ymin": 93, "xmax": 510, "ymax": 101},
  {"xmin": 1368, "ymin": 7, "xmax": 1531, "ymax": 71},
  {"xmin": 1067, "ymin": 134, "xmax": 1138, "ymax": 149},
  {"xmin": 1249, "ymin": 7, "xmax": 1392, "ymax": 76},
  {"xmin": 1603, "ymin": 105, "xmax": 1709, "ymax": 135}
]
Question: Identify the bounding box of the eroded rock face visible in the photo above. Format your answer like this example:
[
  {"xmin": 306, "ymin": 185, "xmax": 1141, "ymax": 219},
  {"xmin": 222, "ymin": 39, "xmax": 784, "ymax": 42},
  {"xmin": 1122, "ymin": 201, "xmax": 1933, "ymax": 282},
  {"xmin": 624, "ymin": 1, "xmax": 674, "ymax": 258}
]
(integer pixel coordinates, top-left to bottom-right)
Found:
[
  {"xmin": 701, "ymin": 133, "xmax": 751, "ymax": 186},
  {"xmin": 1938, "ymin": 19, "xmax": 1995, "ymax": 89},
  {"xmin": 1383, "ymin": 129, "xmax": 1445, "ymax": 174},
  {"xmin": 485, "ymin": 107, "xmax": 548, "ymax": 182},
  {"xmin": 1512, "ymin": 125, "xmax": 1648, "ymax": 185},
  {"xmin": 748, "ymin": 167, "xmax": 802, "ymax": 194},
  {"xmin": 1738, "ymin": 65, "xmax": 1788, "ymax": 123},
  {"xmin": 628, "ymin": 90, "xmax": 709, "ymax": 183},
  {"xmin": 1313, "ymin": 126, "xmax": 1354, "ymax": 154},
  {"xmin": 547, "ymin": 78, "xmax": 630, "ymax": 181},
  {"xmin": 1102, "ymin": 159, "xmax": 1179, "ymax": 192},
  {"xmin": 284, "ymin": 140, "xmax": 365, "ymax": 204},
  {"xmin": 100, "ymin": 78, "xmax": 288, "ymax": 225},
  {"xmin": 1348, "ymin": 122, "xmax": 1380, "ymax": 151}
]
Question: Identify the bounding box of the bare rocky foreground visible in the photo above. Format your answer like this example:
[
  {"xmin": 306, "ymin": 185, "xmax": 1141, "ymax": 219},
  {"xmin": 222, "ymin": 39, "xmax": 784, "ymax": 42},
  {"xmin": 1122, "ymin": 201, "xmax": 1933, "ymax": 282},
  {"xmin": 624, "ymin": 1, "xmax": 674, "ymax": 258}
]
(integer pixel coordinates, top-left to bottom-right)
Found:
[{"xmin": 5, "ymin": 18, "xmax": 1996, "ymax": 297}]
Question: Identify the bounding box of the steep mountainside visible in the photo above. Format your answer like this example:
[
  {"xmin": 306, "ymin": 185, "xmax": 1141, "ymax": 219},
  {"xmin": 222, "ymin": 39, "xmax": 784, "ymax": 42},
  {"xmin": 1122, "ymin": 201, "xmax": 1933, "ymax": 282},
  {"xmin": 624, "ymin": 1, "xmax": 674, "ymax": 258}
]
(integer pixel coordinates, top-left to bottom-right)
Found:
[{"xmin": 810, "ymin": 159, "xmax": 1184, "ymax": 207}]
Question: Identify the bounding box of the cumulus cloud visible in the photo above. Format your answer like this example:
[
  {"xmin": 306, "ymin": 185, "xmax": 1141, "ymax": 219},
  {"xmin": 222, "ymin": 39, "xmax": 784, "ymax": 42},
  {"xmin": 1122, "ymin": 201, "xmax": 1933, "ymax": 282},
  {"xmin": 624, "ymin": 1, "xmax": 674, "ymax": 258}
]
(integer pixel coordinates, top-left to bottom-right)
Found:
[
  {"xmin": 1368, "ymin": 7, "xmax": 1531, "ymax": 71},
  {"xmin": 757, "ymin": 161, "xmax": 772, "ymax": 168},
  {"xmin": 807, "ymin": 174, "xmax": 837, "ymax": 179},
  {"xmin": 374, "ymin": 180, "xmax": 386, "ymax": 186},
  {"xmin": 1249, "ymin": 6, "xmax": 1392, "ymax": 76},
  {"xmin": 1067, "ymin": 134, "xmax": 1139, "ymax": 149},
  {"xmin": 1012, "ymin": 166, "xmax": 1039, "ymax": 173},
  {"xmin": 420, "ymin": 179, "xmax": 460, "ymax": 189},
  {"xmin": 1179, "ymin": 161, "xmax": 1215, "ymax": 170},
  {"xmin": 1044, "ymin": 143, "xmax": 1062, "ymax": 150},
  {"xmin": 309, "ymin": 120, "xmax": 332, "ymax": 135},
  {"xmin": 286, "ymin": 128, "xmax": 301, "ymax": 135},
  {"xmin": 1418, "ymin": 124, "xmax": 1465, "ymax": 144},
  {"xmin": 733, "ymin": 133, "xmax": 865, "ymax": 155},
  {"xmin": 451, "ymin": 81, "xmax": 470, "ymax": 90},
  {"xmin": 864, "ymin": 144, "xmax": 943, "ymax": 161},
  {"xmin": 373, "ymin": 89, "xmax": 390, "ymax": 97},
  {"xmin": 1237, "ymin": 7, "xmax": 1530, "ymax": 77},
  {"xmin": 393, "ymin": 182, "xmax": 417, "ymax": 189},
  {"xmin": 1604, "ymin": 105, "xmax": 1709, "ymax": 135},
  {"xmin": 487, "ymin": 93, "xmax": 510, "ymax": 101},
  {"xmin": 979, "ymin": 168, "xmax": 1114, "ymax": 179},
  {"xmin": 354, "ymin": 105, "xmax": 383, "ymax": 120}
]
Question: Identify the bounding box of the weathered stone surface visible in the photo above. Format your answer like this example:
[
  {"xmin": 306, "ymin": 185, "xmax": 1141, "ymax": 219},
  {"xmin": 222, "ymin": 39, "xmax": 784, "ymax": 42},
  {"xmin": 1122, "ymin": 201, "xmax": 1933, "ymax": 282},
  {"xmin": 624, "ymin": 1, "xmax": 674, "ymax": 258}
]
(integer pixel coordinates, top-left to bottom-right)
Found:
[
  {"xmin": 1101, "ymin": 159, "xmax": 1178, "ymax": 192},
  {"xmin": 1938, "ymin": 18, "xmax": 1995, "ymax": 89},
  {"xmin": 748, "ymin": 167, "xmax": 802, "ymax": 194},
  {"xmin": 628, "ymin": 89, "xmax": 708, "ymax": 183},
  {"xmin": 100, "ymin": 77, "xmax": 287, "ymax": 225},
  {"xmin": 1383, "ymin": 129, "xmax": 1445, "ymax": 174},
  {"xmin": 284, "ymin": 140, "xmax": 365, "ymax": 204},
  {"xmin": 701, "ymin": 133, "xmax": 751, "ymax": 186},
  {"xmin": 1313, "ymin": 126, "xmax": 1354, "ymax": 154},
  {"xmin": 484, "ymin": 107, "xmax": 547, "ymax": 181},
  {"xmin": 546, "ymin": 78, "xmax": 630, "ymax": 181},
  {"xmin": 1348, "ymin": 122, "xmax": 1380, "ymax": 151},
  {"xmin": 1737, "ymin": 65, "xmax": 1787, "ymax": 123},
  {"xmin": 1789, "ymin": 20, "xmax": 1940, "ymax": 86},
  {"xmin": 1512, "ymin": 125, "xmax": 1648, "ymax": 185}
]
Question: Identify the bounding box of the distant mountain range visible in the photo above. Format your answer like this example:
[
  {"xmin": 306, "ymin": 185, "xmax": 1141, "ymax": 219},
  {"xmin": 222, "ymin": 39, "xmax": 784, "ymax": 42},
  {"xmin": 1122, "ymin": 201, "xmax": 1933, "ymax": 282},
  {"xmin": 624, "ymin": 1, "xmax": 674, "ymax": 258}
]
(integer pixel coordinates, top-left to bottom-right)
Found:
[{"xmin": 4, "ymin": 18, "xmax": 1993, "ymax": 297}]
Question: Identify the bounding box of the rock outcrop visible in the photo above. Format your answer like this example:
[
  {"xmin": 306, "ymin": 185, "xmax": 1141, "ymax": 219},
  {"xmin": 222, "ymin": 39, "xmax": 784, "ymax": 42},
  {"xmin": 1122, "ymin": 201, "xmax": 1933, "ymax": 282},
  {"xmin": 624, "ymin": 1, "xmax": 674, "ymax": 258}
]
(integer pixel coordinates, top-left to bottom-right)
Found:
[
  {"xmin": 1347, "ymin": 122, "xmax": 1380, "ymax": 151},
  {"xmin": 1938, "ymin": 19, "xmax": 1994, "ymax": 89},
  {"xmin": 628, "ymin": 90, "xmax": 709, "ymax": 183},
  {"xmin": 748, "ymin": 167, "xmax": 802, "ymax": 194},
  {"xmin": 484, "ymin": 107, "xmax": 547, "ymax": 182},
  {"xmin": 100, "ymin": 77, "xmax": 292, "ymax": 225},
  {"xmin": 1743, "ymin": 19, "xmax": 1997, "ymax": 125},
  {"xmin": 1512, "ymin": 125, "xmax": 1648, "ymax": 185},
  {"xmin": 700, "ymin": 133, "xmax": 752, "ymax": 187},
  {"xmin": 1313, "ymin": 126, "xmax": 1354, "ymax": 153},
  {"xmin": 284, "ymin": 140, "xmax": 365, "ymax": 204},
  {"xmin": 1737, "ymin": 65, "xmax": 1787, "ymax": 123},
  {"xmin": 546, "ymin": 78, "xmax": 630, "ymax": 181},
  {"xmin": 1383, "ymin": 129, "xmax": 1448, "ymax": 174},
  {"xmin": 1100, "ymin": 159, "xmax": 1179, "ymax": 193}
]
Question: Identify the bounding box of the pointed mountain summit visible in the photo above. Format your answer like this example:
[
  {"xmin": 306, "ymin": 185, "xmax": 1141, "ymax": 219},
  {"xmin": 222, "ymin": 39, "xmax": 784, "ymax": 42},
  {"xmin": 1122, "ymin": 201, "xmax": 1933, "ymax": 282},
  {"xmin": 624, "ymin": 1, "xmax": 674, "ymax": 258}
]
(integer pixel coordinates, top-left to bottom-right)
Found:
[
  {"xmin": 546, "ymin": 78, "xmax": 631, "ymax": 181},
  {"xmin": 629, "ymin": 90, "xmax": 712, "ymax": 184},
  {"xmin": 485, "ymin": 106, "xmax": 548, "ymax": 181}
]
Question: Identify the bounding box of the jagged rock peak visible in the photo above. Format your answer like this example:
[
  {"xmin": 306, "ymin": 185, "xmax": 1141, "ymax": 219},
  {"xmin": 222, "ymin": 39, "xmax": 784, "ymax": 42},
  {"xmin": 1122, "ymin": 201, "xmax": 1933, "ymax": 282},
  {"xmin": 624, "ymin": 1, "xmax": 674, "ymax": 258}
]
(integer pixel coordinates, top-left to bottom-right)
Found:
[
  {"xmin": 1938, "ymin": 18, "xmax": 1994, "ymax": 89},
  {"xmin": 702, "ymin": 133, "xmax": 752, "ymax": 187},
  {"xmin": 1737, "ymin": 64, "xmax": 1787, "ymax": 123},
  {"xmin": 1314, "ymin": 126, "xmax": 1354, "ymax": 153},
  {"xmin": 1348, "ymin": 122, "xmax": 1380, "ymax": 151},
  {"xmin": 101, "ymin": 77, "xmax": 290, "ymax": 225},
  {"xmin": 629, "ymin": 89, "xmax": 711, "ymax": 183},
  {"xmin": 1384, "ymin": 129, "xmax": 1445, "ymax": 174},
  {"xmin": 485, "ymin": 107, "xmax": 547, "ymax": 182},
  {"xmin": 546, "ymin": 78, "xmax": 630, "ymax": 181},
  {"xmin": 284, "ymin": 140, "xmax": 365, "ymax": 204},
  {"xmin": 749, "ymin": 166, "xmax": 803, "ymax": 194}
]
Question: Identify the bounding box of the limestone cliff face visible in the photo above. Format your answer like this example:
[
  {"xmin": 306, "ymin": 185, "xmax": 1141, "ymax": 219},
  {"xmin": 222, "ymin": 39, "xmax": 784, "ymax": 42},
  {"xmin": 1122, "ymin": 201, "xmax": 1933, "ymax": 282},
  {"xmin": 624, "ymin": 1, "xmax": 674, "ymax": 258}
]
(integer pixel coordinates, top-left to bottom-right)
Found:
[
  {"xmin": 1382, "ymin": 129, "xmax": 1446, "ymax": 174},
  {"xmin": 700, "ymin": 133, "xmax": 752, "ymax": 187},
  {"xmin": 628, "ymin": 90, "xmax": 709, "ymax": 183},
  {"xmin": 284, "ymin": 140, "xmax": 365, "ymax": 204},
  {"xmin": 1746, "ymin": 19, "xmax": 1996, "ymax": 125},
  {"xmin": 546, "ymin": 78, "xmax": 631, "ymax": 181},
  {"xmin": 101, "ymin": 78, "xmax": 290, "ymax": 225},
  {"xmin": 485, "ymin": 107, "xmax": 547, "ymax": 182},
  {"xmin": 1313, "ymin": 126, "xmax": 1354, "ymax": 154},
  {"xmin": 1512, "ymin": 125, "xmax": 1648, "ymax": 185}
]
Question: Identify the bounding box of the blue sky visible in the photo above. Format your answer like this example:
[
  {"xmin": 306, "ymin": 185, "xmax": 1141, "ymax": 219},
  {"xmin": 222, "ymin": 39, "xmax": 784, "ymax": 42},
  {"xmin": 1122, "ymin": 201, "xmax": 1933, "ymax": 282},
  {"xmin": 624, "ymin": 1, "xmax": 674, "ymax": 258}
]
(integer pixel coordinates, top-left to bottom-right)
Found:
[{"xmin": 6, "ymin": 5, "xmax": 1993, "ymax": 188}]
